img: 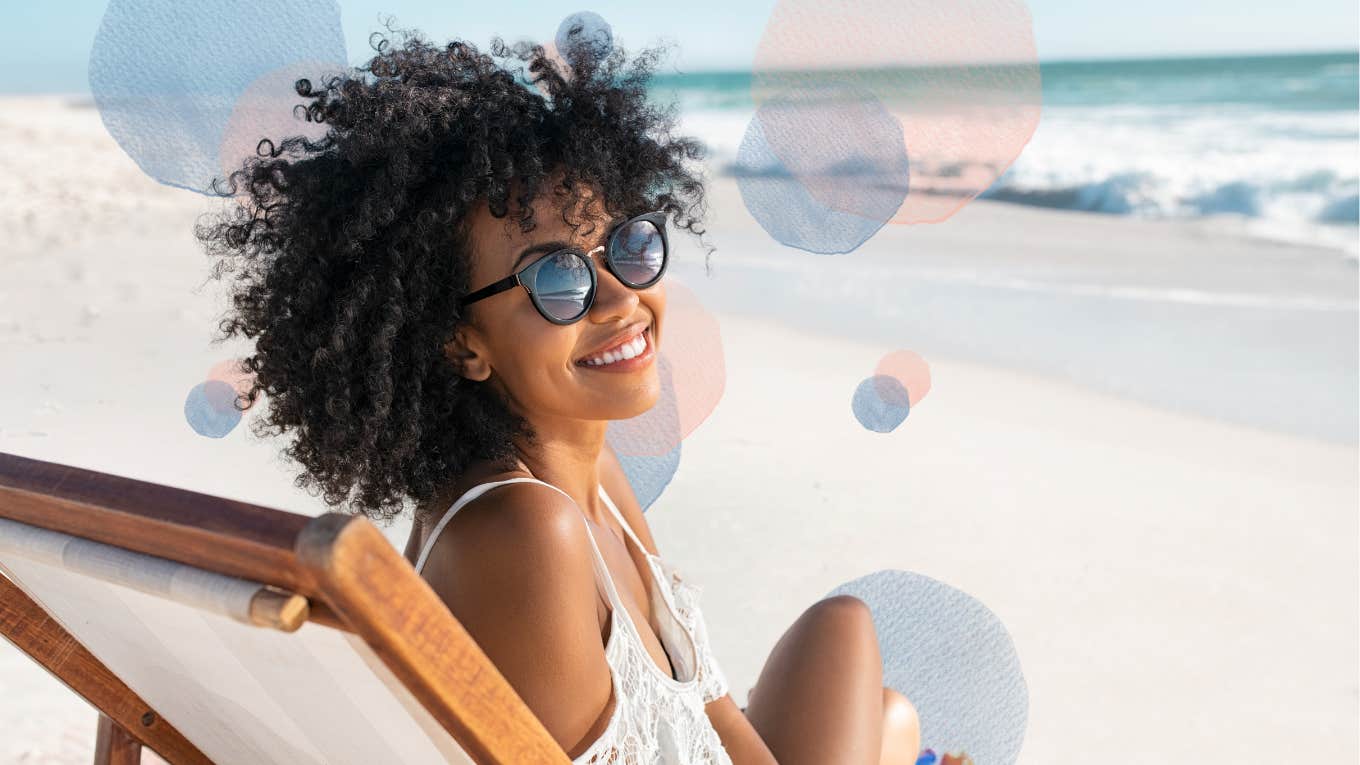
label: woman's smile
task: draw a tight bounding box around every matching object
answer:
[574,323,655,373]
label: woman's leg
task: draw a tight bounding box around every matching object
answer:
[741,595,886,765]
[746,683,922,765]
[878,687,921,765]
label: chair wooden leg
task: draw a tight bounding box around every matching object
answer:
[1,572,210,764]
[94,713,142,765]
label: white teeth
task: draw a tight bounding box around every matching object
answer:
[582,329,647,367]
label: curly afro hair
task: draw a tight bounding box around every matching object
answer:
[193,19,714,525]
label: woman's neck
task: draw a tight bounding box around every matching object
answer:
[510,414,611,522]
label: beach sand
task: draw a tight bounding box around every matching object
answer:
[1,95,1356,763]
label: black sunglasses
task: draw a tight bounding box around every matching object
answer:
[458,211,670,325]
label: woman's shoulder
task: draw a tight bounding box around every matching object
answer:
[417,472,607,649]
[415,470,616,755]
[420,470,594,579]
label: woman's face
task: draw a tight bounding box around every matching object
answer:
[449,184,665,427]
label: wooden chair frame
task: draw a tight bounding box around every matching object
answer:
[0,450,571,765]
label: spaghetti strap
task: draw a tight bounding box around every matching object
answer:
[597,485,650,556]
[415,476,565,574]
[412,476,629,613]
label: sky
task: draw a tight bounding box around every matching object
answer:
[0,0,1356,93]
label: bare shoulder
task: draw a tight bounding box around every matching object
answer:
[598,441,662,555]
[419,479,613,754]
[420,478,599,604]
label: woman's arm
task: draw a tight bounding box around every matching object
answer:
[706,695,780,764]
[420,482,617,758]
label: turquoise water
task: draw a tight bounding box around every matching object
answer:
[651,51,1358,112]
[1036,51,1358,111]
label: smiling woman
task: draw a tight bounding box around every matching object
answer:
[192,17,919,765]
[192,19,712,524]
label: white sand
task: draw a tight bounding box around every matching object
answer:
[1,95,1356,763]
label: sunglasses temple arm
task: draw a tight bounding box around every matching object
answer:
[459,272,522,308]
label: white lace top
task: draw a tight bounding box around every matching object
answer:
[414,476,734,765]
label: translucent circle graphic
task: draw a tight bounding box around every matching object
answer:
[206,358,257,411]
[752,0,1042,224]
[185,380,243,438]
[734,84,910,253]
[217,60,339,197]
[555,11,614,68]
[874,349,932,407]
[852,375,911,432]
[613,441,682,513]
[827,570,1028,765]
[607,353,683,505]
[606,278,724,457]
[88,0,347,194]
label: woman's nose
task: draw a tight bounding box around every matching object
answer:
[589,252,639,319]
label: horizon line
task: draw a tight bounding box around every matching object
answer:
[0,45,1354,96]
[656,46,1358,75]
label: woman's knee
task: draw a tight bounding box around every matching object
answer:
[880,686,921,762]
[803,594,876,637]
[882,687,917,729]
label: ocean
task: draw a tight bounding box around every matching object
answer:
[651,50,1360,255]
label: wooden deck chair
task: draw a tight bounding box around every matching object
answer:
[0,449,572,765]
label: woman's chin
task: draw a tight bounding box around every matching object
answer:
[610,394,662,422]
[593,385,662,422]
[567,363,662,421]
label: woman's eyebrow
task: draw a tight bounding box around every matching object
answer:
[509,216,630,271]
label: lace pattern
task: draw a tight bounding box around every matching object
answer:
[572,580,733,765]
[413,476,733,765]
[655,557,729,705]
[572,486,734,764]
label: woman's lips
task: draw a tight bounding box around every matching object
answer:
[575,326,655,373]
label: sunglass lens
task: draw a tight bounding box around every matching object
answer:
[609,219,666,287]
[531,250,593,322]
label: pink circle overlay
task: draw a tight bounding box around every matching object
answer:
[607,276,725,457]
[206,358,257,412]
[873,350,931,407]
[217,59,342,202]
[751,0,1042,224]
[532,41,575,95]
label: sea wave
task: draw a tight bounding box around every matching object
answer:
[979,104,1358,251]
[676,102,1359,254]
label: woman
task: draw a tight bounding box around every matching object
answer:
[196,21,921,764]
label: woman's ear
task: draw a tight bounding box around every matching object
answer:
[445,324,492,382]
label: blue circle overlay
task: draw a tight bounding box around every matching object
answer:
[88,0,346,193]
[555,11,614,67]
[613,441,682,512]
[185,380,242,438]
[734,83,909,254]
[852,374,910,432]
[827,570,1029,764]
[606,355,683,511]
